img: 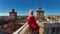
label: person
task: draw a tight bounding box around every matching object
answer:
[27,9,39,34]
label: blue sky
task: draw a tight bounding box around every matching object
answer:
[0,0,60,16]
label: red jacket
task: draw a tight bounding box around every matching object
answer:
[27,16,39,30]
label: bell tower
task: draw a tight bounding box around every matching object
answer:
[9,9,17,20]
[36,7,45,21]
[37,7,44,17]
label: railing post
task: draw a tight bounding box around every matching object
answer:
[28,27,32,34]
[49,28,51,34]
[39,27,44,34]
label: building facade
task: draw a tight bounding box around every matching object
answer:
[36,7,45,21]
[37,7,44,17]
[9,9,17,20]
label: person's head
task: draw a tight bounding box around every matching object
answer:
[29,9,34,16]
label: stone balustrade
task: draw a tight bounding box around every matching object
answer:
[13,22,60,34]
[12,23,32,34]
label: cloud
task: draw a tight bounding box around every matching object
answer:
[0,13,9,16]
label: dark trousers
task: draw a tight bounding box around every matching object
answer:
[33,30,39,34]
[30,28,39,34]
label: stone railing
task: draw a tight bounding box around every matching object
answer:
[12,22,32,34]
[13,21,60,34]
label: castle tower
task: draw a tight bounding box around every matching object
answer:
[37,7,44,17]
[9,9,17,20]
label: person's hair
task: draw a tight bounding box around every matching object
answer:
[29,9,34,15]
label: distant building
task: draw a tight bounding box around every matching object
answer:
[37,7,44,17]
[36,7,45,21]
[9,9,17,20]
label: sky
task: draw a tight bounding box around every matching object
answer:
[0,0,60,16]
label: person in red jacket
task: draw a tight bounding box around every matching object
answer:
[27,9,39,34]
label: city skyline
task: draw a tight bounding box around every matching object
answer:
[0,0,60,16]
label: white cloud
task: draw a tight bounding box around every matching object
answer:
[0,13,9,16]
